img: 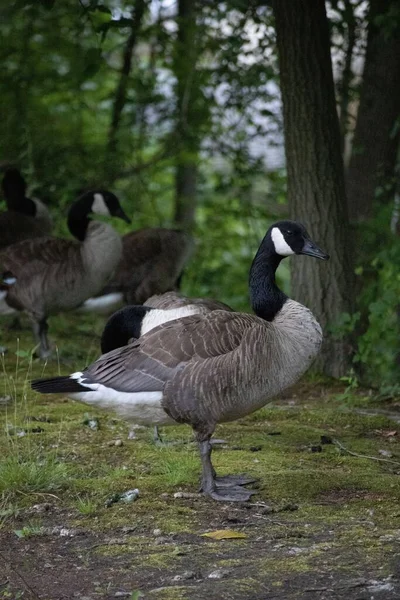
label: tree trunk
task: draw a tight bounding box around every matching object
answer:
[273,0,354,378]
[104,0,147,184]
[173,0,199,230]
[338,0,357,156]
[346,0,400,222]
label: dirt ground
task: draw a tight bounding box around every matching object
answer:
[1,490,400,600]
[1,320,400,600]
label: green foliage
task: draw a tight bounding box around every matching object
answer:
[355,240,400,387]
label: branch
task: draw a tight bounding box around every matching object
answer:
[333,438,400,467]
[105,0,147,180]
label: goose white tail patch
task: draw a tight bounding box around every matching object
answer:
[78,293,124,314]
[2,275,16,285]
[141,305,200,335]
[67,373,173,425]
[0,292,17,315]
[92,193,111,217]
[271,227,295,256]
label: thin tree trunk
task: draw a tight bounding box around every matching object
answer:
[274,0,354,378]
[338,0,356,156]
[173,0,199,230]
[105,0,147,184]
[346,0,400,222]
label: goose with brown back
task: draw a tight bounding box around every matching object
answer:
[1,190,130,358]
[0,168,52,250]
[32,220,328,501]
[79,228,193,314]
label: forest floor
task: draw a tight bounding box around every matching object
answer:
[1,313,400,600]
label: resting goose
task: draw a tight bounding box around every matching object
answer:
[79,228,194,314]
[0,168,52,250]
[100,293,233,355]
[32,220,328,501]
[1,190,130,358]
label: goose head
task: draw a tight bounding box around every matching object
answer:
[270,221,329,260]
[1,168,36,216]
[91,191,131,223]
[68,190,131,241]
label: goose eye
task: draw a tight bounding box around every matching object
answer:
[285,230,293,236]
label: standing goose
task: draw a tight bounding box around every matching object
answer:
[0,168,52,250]
[32,220,328,501]
[0,271,17,353]
[1,190,130,358]
[79,228,193,314]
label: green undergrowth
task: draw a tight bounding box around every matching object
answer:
[1,311,400,558]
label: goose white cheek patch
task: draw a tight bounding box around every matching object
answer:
[92,193,110,216]
[271,227,295,256]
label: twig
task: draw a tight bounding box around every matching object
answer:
[0,550,41,599]
[333,438,400,467]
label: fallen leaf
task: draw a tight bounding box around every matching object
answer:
[201,529,247,540]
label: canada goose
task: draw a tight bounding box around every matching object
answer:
[0,168,52,250]
[1,190,130,359]
[31,220,328,501]
[79,228,193,314]
[0,271,17,353]
[100,293,233,355]
[100,295,233,444]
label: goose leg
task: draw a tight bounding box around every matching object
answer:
[196,433,257,502]
[32,318,52,359]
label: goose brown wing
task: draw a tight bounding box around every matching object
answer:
[0,237,78,277]
[145,291,233,312]
[80,311,255,393]
[0,212,47,250]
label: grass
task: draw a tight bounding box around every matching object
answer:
[1,310,400,598]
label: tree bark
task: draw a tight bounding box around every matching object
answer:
[273,0,354,378]
[105,0,147,184]
[173,0,199,230]
[346,0,400,222]
[338,0,357,155]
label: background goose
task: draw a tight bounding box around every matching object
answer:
[0,270,17,352]
[1,190,130,359]
[79,228,193,314]
[0,168,52,250]
[100,293,233,355]
[32,220,329,501]
[99,294,233,444]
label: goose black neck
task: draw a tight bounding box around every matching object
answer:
[67,195,94,241]
[8,196,36,217]
[101,306,153,354]
[249,233,287,321]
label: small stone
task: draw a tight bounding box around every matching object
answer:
[114,439,123,447]
[320,435,333,444]
[173,492,201,499]
[0,395,12,405]
[378,449,393,458]
[160,493,170,499]
[172,571,196,582]
[30,503,51,513]
[208,568,231,580]
[128,430,137,440]
[310,445,322,453]
[153,528,162,537]
[249,446,262,452]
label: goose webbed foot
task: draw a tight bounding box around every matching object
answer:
[197,437,257,502]
[209,486,257,503]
